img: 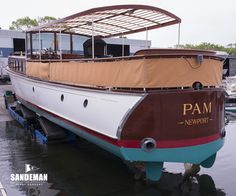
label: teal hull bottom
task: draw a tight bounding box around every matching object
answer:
[105,138,224,181]
[119,138,224,163]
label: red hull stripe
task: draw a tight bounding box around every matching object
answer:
[17,96,220,149]
[118,133,220,148]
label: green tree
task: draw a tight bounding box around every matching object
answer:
[9,16,56,30]
[9,17,38,30]
[37,16,57,25]
[178,42,236,56]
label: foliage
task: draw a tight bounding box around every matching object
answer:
[178,42,236,56]
[37,16,57,25]
[9,17,38,30]
[9,16,56,31]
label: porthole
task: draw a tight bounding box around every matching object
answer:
[83,99,88,108]
[32,87,35,92]
[61,94,64,102]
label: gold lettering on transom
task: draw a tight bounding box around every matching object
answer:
[183,102,212,116]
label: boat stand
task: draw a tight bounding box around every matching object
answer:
[4,91,76,144]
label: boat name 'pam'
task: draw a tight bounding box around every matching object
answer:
[183,102,212,116]
[10,174,48,181]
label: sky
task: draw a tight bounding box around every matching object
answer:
[0,0,235,48]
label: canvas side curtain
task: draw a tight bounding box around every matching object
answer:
[26,58,223,88]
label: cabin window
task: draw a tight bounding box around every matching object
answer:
[72,35,87,55]
[56,33,70,54]
[32,33,40,51]
[31,33,51,52]
[40,33,54,51]
[28,32,56,59]
[26,32,132,59]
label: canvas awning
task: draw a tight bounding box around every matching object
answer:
[28,5,181,38]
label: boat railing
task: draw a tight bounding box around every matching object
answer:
[25,55,222,65]
[8,56,26,73]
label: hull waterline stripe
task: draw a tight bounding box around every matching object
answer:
[118,134,220,148]
[16,96,220,149]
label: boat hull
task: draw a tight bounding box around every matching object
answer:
[8,70,225,181]
[9,71,143,139]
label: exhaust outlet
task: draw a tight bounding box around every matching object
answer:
[141,138,156,152]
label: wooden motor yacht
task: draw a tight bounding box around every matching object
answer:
[7,5,225,181]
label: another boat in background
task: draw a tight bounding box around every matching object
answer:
[223,56,236,97]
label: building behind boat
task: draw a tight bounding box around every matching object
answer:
[0,29,25,81]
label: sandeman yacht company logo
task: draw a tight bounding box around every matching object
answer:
[25,164,40,173]
[10,164,48,185]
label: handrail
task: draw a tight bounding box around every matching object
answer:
[25,53,223,63]
[8,56,26,73]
